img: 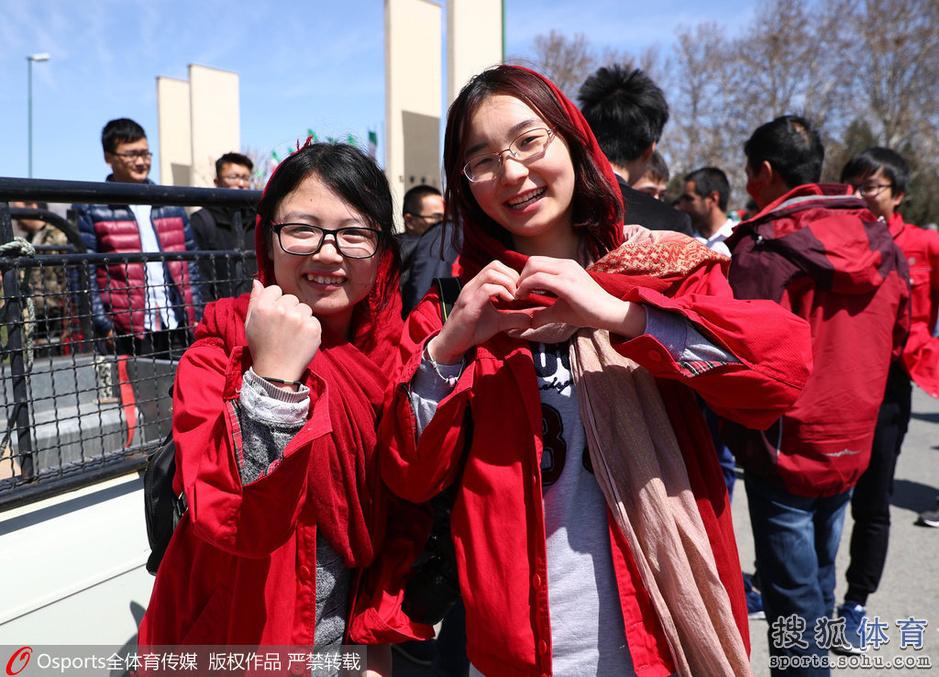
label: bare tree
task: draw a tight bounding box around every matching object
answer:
[665,23,735,178]
[829,0,939,223]
[522,30,597,99]
[517,3,939,221]
[240,147,277,189]
[725,1,819,128]
[847,0,939,148]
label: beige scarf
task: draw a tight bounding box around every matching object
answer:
[515,229,751,676]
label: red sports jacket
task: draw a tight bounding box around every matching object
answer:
[889,213,939,397]
[74,200,201,336]
[726,184,910,497]
[137,171,426,650]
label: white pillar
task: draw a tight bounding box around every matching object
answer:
[385,0,443,231]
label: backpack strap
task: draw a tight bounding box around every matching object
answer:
[433,276,462,324]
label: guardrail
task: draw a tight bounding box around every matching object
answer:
[0,178,259,510]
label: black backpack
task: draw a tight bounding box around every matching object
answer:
[142,277,464,581]
[143,429,187,575]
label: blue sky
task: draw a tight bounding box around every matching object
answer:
[0,0,758,183]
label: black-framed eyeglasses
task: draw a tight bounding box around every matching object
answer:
[852,182,893,198]
[112,150,153,161]
[463,127,555,183]
[271,223,381,259]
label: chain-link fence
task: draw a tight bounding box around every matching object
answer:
[0,178,258,509]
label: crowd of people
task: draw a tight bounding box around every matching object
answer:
[7,61,939,677]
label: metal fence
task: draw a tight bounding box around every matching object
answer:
[0,178,259,509]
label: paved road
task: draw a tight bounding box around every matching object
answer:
[738,386,939,676]
[396,387,939,676]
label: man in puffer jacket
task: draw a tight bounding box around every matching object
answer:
[73,118,202,358]
[725,115,910,677]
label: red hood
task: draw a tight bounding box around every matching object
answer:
[729,183,897,295]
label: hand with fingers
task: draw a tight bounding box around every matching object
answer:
[245,279,322,386]
[515,256,646,338]
[427,261,533,364]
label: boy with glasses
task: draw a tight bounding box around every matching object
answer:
[74,118,202,359]
[402,184,445,236]
[191,152,258,301]
[833,147,939,652]
[399,185,460,314]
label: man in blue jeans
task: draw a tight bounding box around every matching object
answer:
[724,116,909,676]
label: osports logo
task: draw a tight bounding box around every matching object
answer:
[5,646,31,676]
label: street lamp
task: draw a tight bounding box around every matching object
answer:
[27,52,51,178]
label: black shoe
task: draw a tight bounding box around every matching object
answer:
[917,502,939,528]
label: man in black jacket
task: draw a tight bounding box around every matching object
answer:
[578,65,692,234]
[190,152,257,301]
[397,185,460,314]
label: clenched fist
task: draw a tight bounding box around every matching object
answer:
[245,280,321,384]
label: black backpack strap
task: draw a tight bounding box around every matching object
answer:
[433,277,462,323]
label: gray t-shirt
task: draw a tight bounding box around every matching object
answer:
[532,341,634,675]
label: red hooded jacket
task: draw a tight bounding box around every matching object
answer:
[726,184,910,497]
[136,156,426,649]
[356,67,814,677]
[888,212,939,397]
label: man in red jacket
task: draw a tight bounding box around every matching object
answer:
[725,116,910,676]
[834,147,939,652]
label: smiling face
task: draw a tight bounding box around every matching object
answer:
[270,173,380,339]
[847,168,903,221]
[464,95,577,257]
[105,138,151,184]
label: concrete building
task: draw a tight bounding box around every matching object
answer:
[385,0,503,228]
[156,65,240,188]
[385,0,444,226]
[447,0,503,104]
[155,2,503,220]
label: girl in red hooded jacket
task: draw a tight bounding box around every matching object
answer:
[137,142,415,674]
[366,66,815,677]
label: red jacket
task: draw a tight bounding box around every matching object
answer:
[372,265,812,677]
[137,298,432,648]
[889,213,939,397]
[726,184,910,497]
[137,166,423,648]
